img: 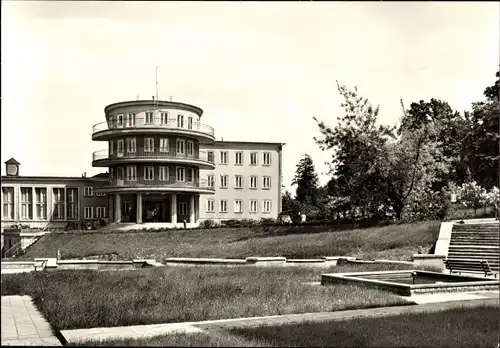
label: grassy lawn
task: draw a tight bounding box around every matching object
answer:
[72,306,499,347]
[19,221,440,261]
[1,264,414,331]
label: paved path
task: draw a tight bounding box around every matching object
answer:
[1,296,62,346]
[61,295,499,344]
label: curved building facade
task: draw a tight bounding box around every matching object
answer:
[92,100,216,226]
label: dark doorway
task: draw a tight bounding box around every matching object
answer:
[121,200,136,223]
[144,201,162,222]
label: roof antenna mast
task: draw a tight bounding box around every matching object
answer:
[155,66,159,110]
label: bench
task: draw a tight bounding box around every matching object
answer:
[444,259,498,277]
[480,260,498,278]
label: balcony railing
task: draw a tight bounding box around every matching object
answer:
[104,177,215,191]
[92,117,215,138]
[93,147,214,164]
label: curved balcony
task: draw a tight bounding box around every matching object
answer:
[97,177,215,194]
[92,117,215,143]
[92,147,216,170]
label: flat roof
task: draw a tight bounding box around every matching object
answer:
[104,100,204,116]
[213,141,285,146]
[1,174,108,182]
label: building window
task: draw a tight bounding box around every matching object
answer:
[20,187,33,220]
[207,151,214,163]
[235,151,243,165]
[145,111,154,124]
[220,151,228,164]
[178,201,187,215]
[176,167,185,182]
[176,139,185,155]
[187,168,194,182]
[250,176,258,189]
[160,112,169,125]
[117,114,124,127]
[117,167,124,180]
[126,137,136,153]
[250,200,258,213]
[144,166,154,181]
[263,152,271,166]
[96,192,106,197]
[207,175,215,187]
[53,188,65,220]
[109,141,114,155]
[159,166,169,181]
[117,139,124,155]
[84,187,93,196]
[263,176,271,189]
[206,199,215,213]
[263,200,271,213]
[220,200,228,213]
[2,187,14,219]
[84,206,93,220]
[160,138,169,153]
[250,152,258,165]
[96,207,106,218]
[145,138,154,152]
[187,141,194,156]
[235,175,243,189]
[35,188,47,220]
[126,113,136,127]
[66,188,78,220]
[234,200,243,213]
[177,114,184,128]
[220,175,228,188]
[126,166,137,181]
[188,116,193,130]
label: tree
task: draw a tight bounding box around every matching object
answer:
[281,190,297,213]
[291,154,319,214]
[314,82,395,221]
[456,181,488,215]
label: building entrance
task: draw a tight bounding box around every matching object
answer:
[142,194,170,222]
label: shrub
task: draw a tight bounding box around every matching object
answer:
[200,219,217,229]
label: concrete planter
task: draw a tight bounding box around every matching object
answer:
[412,254,446,272]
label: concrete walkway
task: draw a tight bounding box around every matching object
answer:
[61,295,499,344]
[1,296,62,346]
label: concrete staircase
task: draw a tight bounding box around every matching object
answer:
[447,223,499,271]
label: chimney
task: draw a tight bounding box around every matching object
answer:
[152,96,155,101]
[84,172,87,178]
[136,95,139,101]
[169,96,173,101]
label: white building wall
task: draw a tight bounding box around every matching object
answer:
[199,142,283,222]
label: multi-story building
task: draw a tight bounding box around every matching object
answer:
[1,99,284,230]
[199,141,283,222]
[1,158,109,230]
[91,99,216,226]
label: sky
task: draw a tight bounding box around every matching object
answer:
[1,1,499,195]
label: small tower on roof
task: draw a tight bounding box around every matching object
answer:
[5,158,20,176]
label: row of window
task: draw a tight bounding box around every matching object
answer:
[83,187,106,197]
[112,112,196,129]
[2,187,104,220]
[210,151,272,166]
[109,138,195,156]
[206,199,272,213]
[84,206,107,219]
[207,175,272,189]
[110,166,195,182]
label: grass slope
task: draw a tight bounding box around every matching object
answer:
[19,221,440,261]
[1,264,414,330]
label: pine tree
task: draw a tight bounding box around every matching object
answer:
[292,154,319,213]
